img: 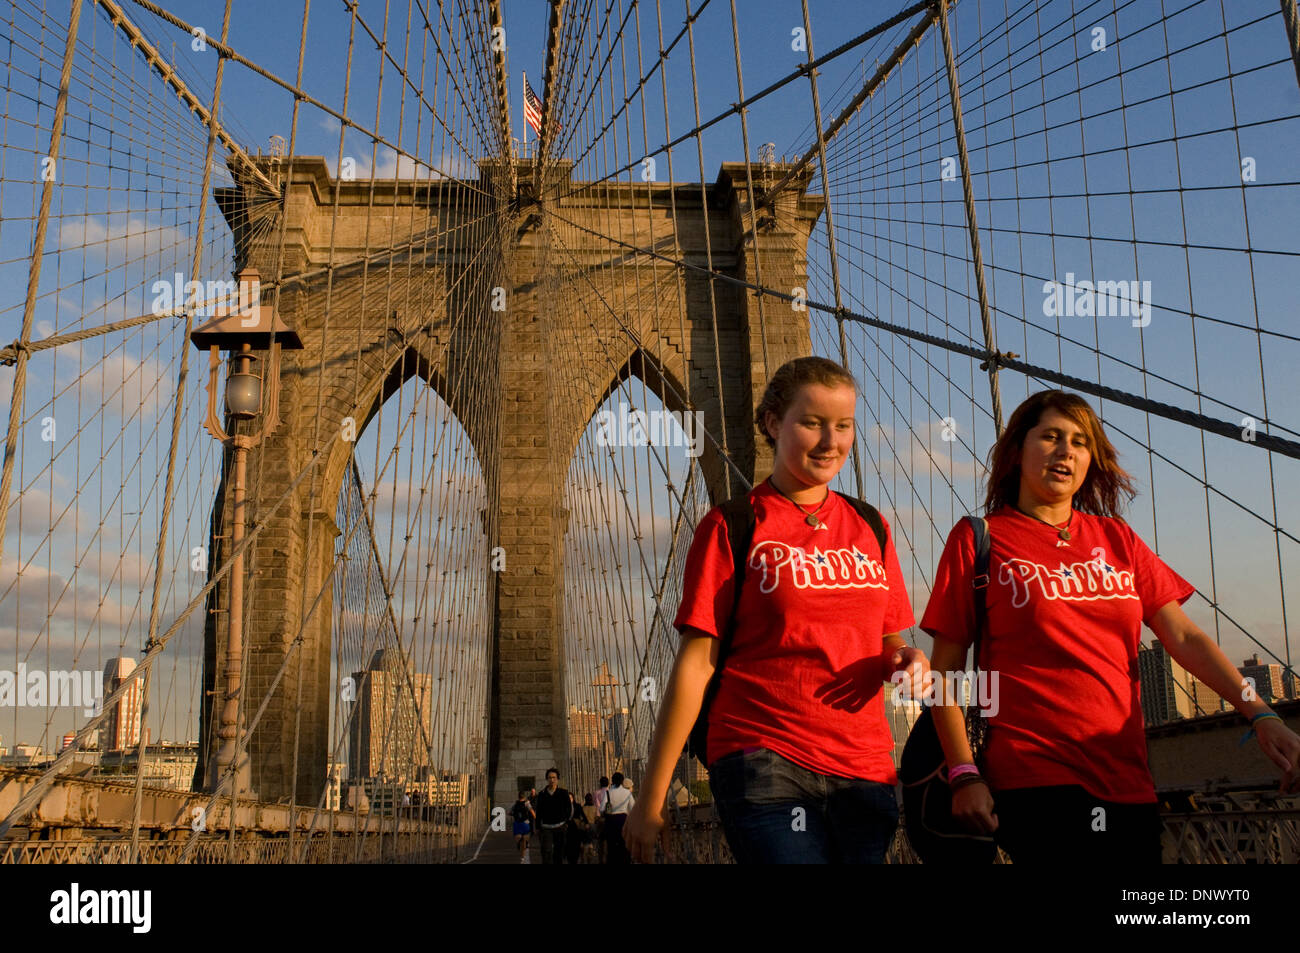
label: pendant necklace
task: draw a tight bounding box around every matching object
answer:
[1016,504,1074,541]
[769,477,830,528]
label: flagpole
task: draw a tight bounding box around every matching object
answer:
[522,70,528,160]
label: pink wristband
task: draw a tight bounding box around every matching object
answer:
[947,763,980,781]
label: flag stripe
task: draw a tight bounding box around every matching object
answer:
[524,79,543,134]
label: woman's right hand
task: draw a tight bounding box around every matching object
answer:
[951,780,998,835]
[624,801,666,864]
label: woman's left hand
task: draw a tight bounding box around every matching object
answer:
[889,645,930,700]
[1255,716,1300,795]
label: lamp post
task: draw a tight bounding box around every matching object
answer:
[191,267,302,799]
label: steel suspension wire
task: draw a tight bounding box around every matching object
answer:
[4,0,1299,863]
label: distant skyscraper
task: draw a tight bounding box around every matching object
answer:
[347,649,432,781]
[607,707,630,758]
[103,657,142,750]
[325,762,344,811]
[1238,654,1285,705]
[568,704,617,785]
[1187,675,1226,717]
[1138,641,1191,725]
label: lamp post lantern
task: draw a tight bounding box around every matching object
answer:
[191,267,302,800]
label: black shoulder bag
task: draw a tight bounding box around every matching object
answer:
[899,514,997,863]
[684,492,887,767]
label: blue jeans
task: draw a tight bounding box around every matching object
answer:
[709,747,899,863]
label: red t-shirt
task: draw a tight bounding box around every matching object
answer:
[672,479,915,782]
[919,507,1195,803]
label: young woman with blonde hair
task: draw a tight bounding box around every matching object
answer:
[624,356,929,863]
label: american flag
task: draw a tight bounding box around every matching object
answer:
[523,78,543,135]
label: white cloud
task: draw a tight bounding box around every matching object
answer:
[55,215,190,266]
[324,145,477,182]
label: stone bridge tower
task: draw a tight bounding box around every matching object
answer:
[199,156,824,808]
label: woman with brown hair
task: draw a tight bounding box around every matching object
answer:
[921,389,1300,863]
[623,355,929,863]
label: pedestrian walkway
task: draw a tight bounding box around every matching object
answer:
[463,829,530,864]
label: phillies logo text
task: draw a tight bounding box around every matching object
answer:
[749,541,887,593]
[999,547,1138,608]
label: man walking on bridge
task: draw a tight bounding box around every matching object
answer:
[535,768,574,864]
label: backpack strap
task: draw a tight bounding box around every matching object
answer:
[838,494,888,559]
[966,515,991,672]
[965,515,992,757]
[684,494,755,766]
[714,495,757,676]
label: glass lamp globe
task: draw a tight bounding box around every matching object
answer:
[225,372,262,418]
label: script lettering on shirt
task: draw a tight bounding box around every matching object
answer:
[998,546,1138,608]
[748,540,888,593]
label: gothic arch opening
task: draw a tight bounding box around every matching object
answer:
[329,362,492,835]
[559,348,714,796]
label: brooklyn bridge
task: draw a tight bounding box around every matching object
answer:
[0,0,1298,863]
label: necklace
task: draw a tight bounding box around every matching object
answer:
[768,476,831,527]
[1015,504,1074,541]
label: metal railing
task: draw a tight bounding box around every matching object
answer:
[658,798,1300,864]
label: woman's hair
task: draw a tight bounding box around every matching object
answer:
[754,356,858,448]
[984,389,1135,517]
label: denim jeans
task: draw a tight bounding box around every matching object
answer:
[709,747,899,863]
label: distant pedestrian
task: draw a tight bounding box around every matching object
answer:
[593,776,611,862]
[534,767,573,864]
[566,791,588,864]
[511,790,535,863]
[580,793,599,864]
[602,771,636,864]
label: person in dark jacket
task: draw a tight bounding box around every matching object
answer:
[534,767,573,864]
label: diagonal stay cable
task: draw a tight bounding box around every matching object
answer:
[546,208,1300,461]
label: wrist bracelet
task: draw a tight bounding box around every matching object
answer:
[947,763,980,781]
[1239,711,1282,746]
[950,773,988,792]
